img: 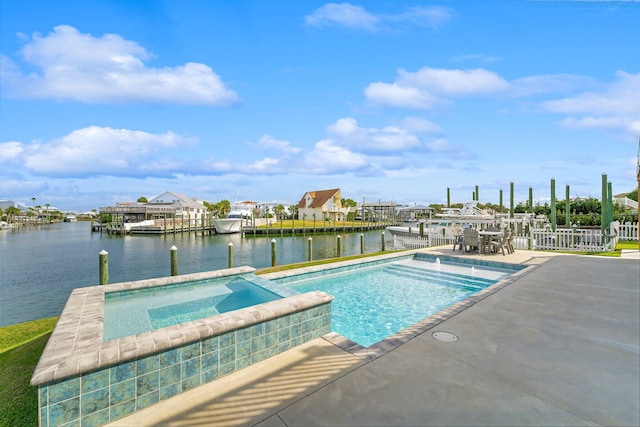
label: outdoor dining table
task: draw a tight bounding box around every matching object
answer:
[478,230,503,254]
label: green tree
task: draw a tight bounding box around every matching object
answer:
[274,204,286,219]
[6,206,20,223]
[288,205,298,219]
[341,198,357,208]
[137,196,148,203]
[218,200,231,217]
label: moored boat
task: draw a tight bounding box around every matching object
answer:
[211,201,258,234]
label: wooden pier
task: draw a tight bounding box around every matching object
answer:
[240,223,392,237]
[92,220,394,236]
[92,221,217,235]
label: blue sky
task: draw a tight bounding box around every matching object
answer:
[1,0,638,212]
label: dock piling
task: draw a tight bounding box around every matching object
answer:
[228,242,234,268]
[336,235,341,257]
[381,231,385,251]
[99,250,108,285]
[360,233,364,254]
[308,237,312,262]
[271,239,277,267]
[170,245,178,276]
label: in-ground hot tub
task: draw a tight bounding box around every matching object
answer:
[31,266,332,427]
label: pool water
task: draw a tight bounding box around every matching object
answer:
[282,258,511,347]
[103,276,282,341]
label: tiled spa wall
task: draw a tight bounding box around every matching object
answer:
[37,303,332,427]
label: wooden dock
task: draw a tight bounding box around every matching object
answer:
[93,222,217,235]
[240,223,391,237]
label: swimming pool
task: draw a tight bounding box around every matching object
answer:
[276,256,518,347]
[103,275,284,341]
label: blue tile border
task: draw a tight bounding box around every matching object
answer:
[37,297,332,427]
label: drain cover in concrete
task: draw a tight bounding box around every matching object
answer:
[432,331,458,342]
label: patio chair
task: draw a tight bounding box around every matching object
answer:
[452,224,464,251]
[463,228,479,252]
[452,234,464,251]
[490,233,508,255]
[505,229,515,254]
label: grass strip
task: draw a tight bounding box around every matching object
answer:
[0,333,51,427]
[0,317,58,354]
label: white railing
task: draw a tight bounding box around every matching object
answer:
[614,197,638,210]
[527,228,613,252]
[393,220,637,253]
[618,222,639,241]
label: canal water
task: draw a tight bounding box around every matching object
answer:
[0,222,395,326]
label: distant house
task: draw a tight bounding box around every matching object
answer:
[296,188,349,222]
[147,191,208,221]
[100,191,208,225]
[613,193,638,213]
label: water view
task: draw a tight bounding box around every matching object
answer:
[0,222,393,326]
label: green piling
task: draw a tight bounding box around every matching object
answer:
[360,233,364,254]
[228,242,234,268]
[271,239,277,267]
[550,178,556,232]
[336,235,341,257]
[565,185,570,228]
[381,231,385,251]
[607,181,613,230]
[170,245,178,276]
[308,237,313,261]
[99,250,108,285]
[601,174,608,236]
[510,182,515,218]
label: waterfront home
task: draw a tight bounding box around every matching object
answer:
[100,190,208,226]
[296,188,349,222]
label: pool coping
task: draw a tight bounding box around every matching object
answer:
[31,266,333,386]
[259,249,543,362]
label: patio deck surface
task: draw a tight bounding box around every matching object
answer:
[107,249,640,427]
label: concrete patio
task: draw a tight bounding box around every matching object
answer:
[107,250,640,427]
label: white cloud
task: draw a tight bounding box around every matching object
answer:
[510,74,596,97]
[541,71,640,115]
[401,117,442,134]
[2,25,239,105]
[244,157,282,173]
[303,139,369,173]
[399,67,509,95]
[6,126,197,177]
[543,71,640,137]
[388,6,454,29]
[255,135,302,154]
[364,82,437,109]
[561,117,640,136]
[365,67,508,109]
[305,3,453,31]
[305,3,378,31]
[326,117,424,153]
[0,141,24,162]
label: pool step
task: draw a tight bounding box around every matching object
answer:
[383,264,494,290]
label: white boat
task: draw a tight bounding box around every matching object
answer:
[63,215,78,222]
[386,201,495,239]
[211,201,258,234]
